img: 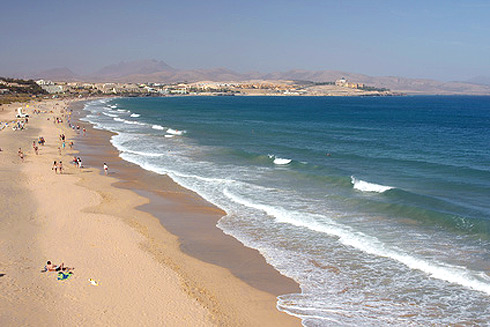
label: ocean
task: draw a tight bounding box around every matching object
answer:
[82,96,490,326]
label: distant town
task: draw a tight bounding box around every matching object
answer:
[0,76,399,104]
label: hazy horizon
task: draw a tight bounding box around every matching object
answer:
[1,0,489,82]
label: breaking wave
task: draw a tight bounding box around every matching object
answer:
[351,176,394,193]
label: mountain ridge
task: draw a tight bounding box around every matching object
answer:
[6,59,490,95]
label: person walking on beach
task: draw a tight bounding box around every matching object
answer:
[52,161,58,174]
[18,148,24,162]
[32,141,39,155]
[58,161,63,174]
[103,163,109,175]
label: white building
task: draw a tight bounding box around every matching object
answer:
[41,85,64,94]
[36,80,55,86]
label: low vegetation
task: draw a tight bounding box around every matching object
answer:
[0,77,47,104]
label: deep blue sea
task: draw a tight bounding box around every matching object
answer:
[83,96,490,326]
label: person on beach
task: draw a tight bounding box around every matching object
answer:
[42,261,73,272]
[44,261,63,272]
[58,161,63,174]
[32,141,39,155]
[58,147,61,155]
[77,157,83,169]
[52,161,58,174]
[103,163,109,175]
[18,148,24,162]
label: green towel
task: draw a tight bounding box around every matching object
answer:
[57,272,73,281]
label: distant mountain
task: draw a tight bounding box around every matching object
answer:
[87,64,490,94]
[6,59,490,95]
[466,75,490,86]
[112,67,245,84]
[90,59,175,80]
[254,70,490,95]
[35,67,78,81]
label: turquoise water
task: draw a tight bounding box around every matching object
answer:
[83,96,490,326]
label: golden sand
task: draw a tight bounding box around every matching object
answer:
[0,99,300,326]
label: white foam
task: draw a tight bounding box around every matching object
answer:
[113,117,146,126]
[122,149,165,157]
[164,134,175,138]
[130,113,141,118]
[274,157,292,165]
[102,112,118,118]
[167,128,185,135]
[268,154,292,165]
[351,176,394,193]
[152,125,165,130]
[222,188,490,296]
[123,120,146,126]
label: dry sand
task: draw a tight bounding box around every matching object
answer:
[0,99,301,326]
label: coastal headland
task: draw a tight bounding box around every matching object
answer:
[0,98,301,326]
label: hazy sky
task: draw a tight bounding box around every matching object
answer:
[1,0,489,81]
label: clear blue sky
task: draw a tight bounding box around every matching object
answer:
[1,0,489,81]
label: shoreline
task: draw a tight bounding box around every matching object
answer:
[72,100,302,315]
[72,100,300,296]
[74,98,303,325]
[0,98,301,326]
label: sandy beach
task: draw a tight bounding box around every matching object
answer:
[0,98,300,326]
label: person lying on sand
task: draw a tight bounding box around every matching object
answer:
[42,261,74,272]
[42,261,63,272]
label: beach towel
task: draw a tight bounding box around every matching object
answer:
[57,272,73,281]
